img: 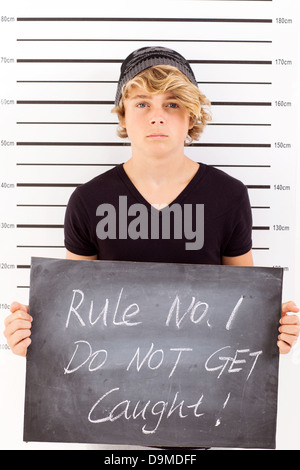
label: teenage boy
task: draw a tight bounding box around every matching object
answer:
[4,47,299,357]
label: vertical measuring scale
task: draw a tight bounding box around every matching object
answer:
[270,5,298,301]
[0,14,18,343]
[270,1,300,452]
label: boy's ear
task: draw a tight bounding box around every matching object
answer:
[188,116,195,130]
[119,116,126,129]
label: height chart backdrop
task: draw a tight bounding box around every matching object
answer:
[0,0,299,450]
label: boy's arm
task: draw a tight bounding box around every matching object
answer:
[66,250,97,261]
[222,250,254,267]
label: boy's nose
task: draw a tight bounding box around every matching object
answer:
[150,115,165,125]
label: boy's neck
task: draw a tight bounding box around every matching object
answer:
[123,153,199,207]
[124,152,195,185]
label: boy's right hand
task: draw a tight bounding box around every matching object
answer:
[3,302,33,357]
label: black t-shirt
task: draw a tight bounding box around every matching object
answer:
[64,163,252,264]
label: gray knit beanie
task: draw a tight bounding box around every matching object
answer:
[114,46,198,106]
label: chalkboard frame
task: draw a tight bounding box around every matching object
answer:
[24,257,283,449]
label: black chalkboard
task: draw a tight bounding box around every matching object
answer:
[24,257,283,449]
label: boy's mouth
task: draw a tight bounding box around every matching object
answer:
[147,134,168,139]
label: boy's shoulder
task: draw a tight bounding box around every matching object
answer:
[201,163,248,196]
[75,165,122,196]
[68,165,122,211]
[81,165,120,188]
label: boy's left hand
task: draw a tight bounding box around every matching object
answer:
[278,301,300,354]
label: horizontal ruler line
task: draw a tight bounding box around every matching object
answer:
[17,59,272,65]
[16,204,269,209]
[17,226,64,229]
[17,204,67,207]
[16,226,269,230]
[16,122,272,127]
[17,183,78,187]
[16,18,273,23]
[16,184,271,188]
[17,245,65,248]
[247,185,271,189]
[16,81,272,85]
[16,143,272,148]
[17,39,272,43]
[252,248,270,251]
[210,123,271,126]
[16,101,272,106]
[16,163,116,166]
[16,163,271,168]
[16,122,119,125]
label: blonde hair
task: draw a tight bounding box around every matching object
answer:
[111,65,211,144]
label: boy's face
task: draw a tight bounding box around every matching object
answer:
[121,86,194,159]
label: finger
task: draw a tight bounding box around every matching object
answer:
[280,314,300,325]
[278,332,298,347]
[277,340,291,355]
[4,318,32,338]
[10,302,29,314]
[4,310,32,328]
[279,324,300,336]
[6,327,32,352]
[9,337,31,357]
[281,301,300,315]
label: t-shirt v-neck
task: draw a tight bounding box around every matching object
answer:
[116,162,206,212]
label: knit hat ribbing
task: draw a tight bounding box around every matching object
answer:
[114,46,198,106]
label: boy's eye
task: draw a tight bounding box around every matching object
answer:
[167,103,179,108]
[137,102,148,108]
